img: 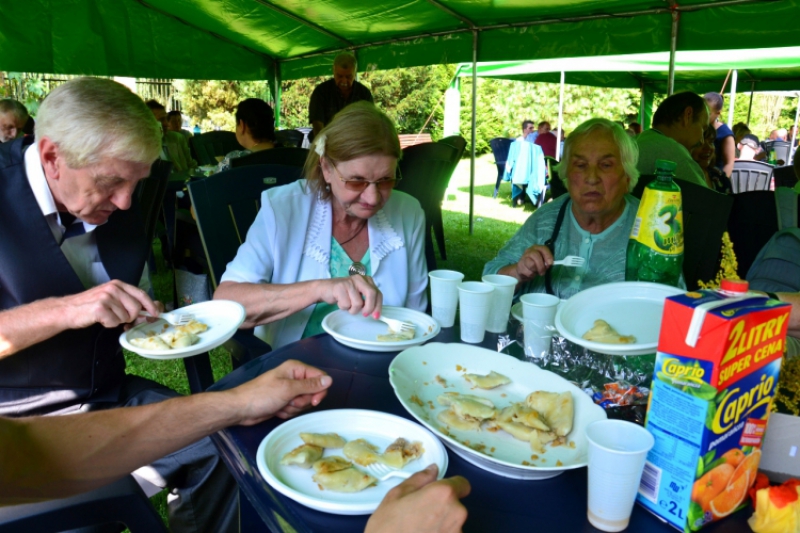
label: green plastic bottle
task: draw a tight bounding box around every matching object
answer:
[625,159,684,286]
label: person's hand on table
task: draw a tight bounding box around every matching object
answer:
[365,464,470,533]
[57,280,162,330]
[512,244,555,282]
[224,360,332,426]
[319,275,383,319]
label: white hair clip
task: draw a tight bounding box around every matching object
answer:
[314,134,326,157]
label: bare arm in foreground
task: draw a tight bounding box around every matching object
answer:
[0,360,331,504]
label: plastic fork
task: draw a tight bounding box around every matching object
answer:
[553,255,585,267]
[138,310,194,326]
[376,315,416,335]
[365,462,413,482]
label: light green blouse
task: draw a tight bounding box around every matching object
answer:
[302,238,372,338]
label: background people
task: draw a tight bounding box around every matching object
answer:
[216,98,276,172]
[704,92,735,178]
[0,99,29,143]
[309,52,374,137]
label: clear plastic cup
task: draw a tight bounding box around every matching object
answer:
[481,274,518,333]
[457,281,494,343]
[428,270,465,328]
[586,419,655,532]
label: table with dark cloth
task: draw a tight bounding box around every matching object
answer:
[208,327,754,532]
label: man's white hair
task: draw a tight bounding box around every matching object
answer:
[35,78,162,169]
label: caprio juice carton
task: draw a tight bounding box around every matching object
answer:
[636,280,790,531]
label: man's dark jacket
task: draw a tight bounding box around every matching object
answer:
[0,136,149,415]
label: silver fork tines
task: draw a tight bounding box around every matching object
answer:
[365,462,413,482]
[376,315,415,333]
[553,255,586,267]
[139,311,194,326]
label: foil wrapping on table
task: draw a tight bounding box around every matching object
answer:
[510,322,651,424]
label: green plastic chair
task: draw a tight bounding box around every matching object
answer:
[189,131,243,166]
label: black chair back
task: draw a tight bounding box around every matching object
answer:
[188,164,303,288]
[490,137,514,194]
[438,135,467,161]
[397,142,460,271]
[135,159,172,244]
[231,147,310,169]
[633,176,733,290]
[730,160,774,193]
[275,129,305,148]
[773,165,798,189]
[190,131,243,166]
[763,140,792,166]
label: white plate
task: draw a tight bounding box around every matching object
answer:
[120,300,246,360]
[389,343,607,480]
[322,306,440,352]
[256,409,448,515]
[555,281,683,356]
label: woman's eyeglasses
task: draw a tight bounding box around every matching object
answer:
[330,161,401,192]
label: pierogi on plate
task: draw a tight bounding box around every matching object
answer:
[129,319,208,351]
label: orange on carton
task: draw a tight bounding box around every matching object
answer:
[636,280,790,531]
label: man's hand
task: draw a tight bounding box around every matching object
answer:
[224,360,332,426]
[58,280,161,330]
[319,276,383,319]
[365,465,470,533]
[513,244,555,282]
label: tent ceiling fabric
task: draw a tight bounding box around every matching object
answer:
[1,0,799,81]
[456,47,800,93]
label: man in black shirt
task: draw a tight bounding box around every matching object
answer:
[308,52,373,136]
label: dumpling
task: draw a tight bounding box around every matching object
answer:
[312,467,377,493]
[300,432,347,449]
[463,371,511,389]
[530,429,559,454]
[161,330,199,348]
[312,456,352,474]
[343,439,380,466]
[526,391,574,437]
[511,404,551,432]
[582,319,636,344]
[380,438,425,469]
[376,326,415,342]
[449,397,496,421]
[176,319,208,335]
[437,408,481,431]
[280,444,323,468]
[130,336,171,351]
[437,392,494,408]
[496,420,535,441]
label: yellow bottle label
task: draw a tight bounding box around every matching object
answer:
[630,189,684,255]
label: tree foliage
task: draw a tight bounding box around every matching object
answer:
[174,79,271,131]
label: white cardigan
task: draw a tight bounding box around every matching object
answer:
[220,180,429,349]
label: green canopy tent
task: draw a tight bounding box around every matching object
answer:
[3,0,800,229]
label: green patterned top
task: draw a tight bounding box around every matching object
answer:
[301,238,372,338]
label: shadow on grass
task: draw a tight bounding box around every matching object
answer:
[456,182,537,212]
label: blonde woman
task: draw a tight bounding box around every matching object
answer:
[214,102,427,349]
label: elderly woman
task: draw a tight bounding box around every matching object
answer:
[216,98,276,172]
[483,118,639,299]
[214,102,427,348]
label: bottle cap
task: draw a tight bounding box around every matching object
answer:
[655,159,678,173]
[720,279,749,293]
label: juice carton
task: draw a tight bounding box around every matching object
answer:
[636,280,791,531]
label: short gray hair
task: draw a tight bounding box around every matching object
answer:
[0,99,29,124]
[554,118,639,191]
[35,78,162,168]
[334,52,357,70]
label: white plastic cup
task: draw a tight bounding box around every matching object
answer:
[428,270,465,327]
[457,282,495,343]
[520,293,560,357]
[481,274,518,333]
[586,419,656,532]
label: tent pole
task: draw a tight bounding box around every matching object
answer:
[273,62,282,129]
[469,30,478,236]
[728,69,737,127]
[639,80,645,127]
[667,9,679,95]
[746,81,755,124]
[792,93,800,159]
[557,71,565,161]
